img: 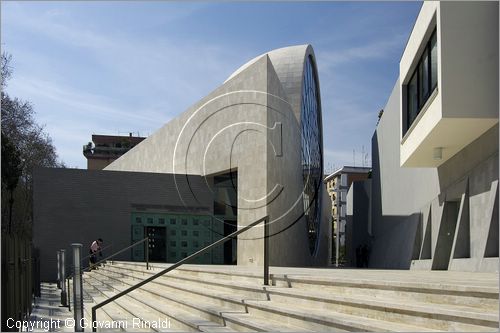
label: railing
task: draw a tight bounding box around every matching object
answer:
[1,233,35,332]
[91,215,269,332]
[65,237,149,313]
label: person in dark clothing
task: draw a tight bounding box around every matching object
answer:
[89,238,103,270]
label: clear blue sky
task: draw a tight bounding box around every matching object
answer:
[1,1,421,172]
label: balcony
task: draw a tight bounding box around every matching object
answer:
[399,2,498,168]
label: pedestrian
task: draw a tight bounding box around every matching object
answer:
[89,238,103,270]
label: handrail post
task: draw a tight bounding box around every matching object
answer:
[67,276,71,311]
[71,243,84,332]
[60,249,67,306]
[91,308,97,332]
[146,237,149,270]
[264,217,269,286]
[57,250,61,289]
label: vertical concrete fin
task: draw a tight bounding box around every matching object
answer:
[430,195,445,259]
[420,204,432,259]
[412,211,423,260]
[484,180,499,257]
[450,181,470,260]
[433,198,460,270]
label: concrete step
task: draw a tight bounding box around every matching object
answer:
[91,266,425,332]
[113,261,265,285]
[92,262,499,332]
[87,268,313,332]
[103,263,499,331]
[244,299,441,332]
[271,273,499,309]
[263,286,499,331]
[105,264,268,301]
[84,272,243,332]
[84,274,183,332]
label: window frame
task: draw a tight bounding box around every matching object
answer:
[405,29,438,134]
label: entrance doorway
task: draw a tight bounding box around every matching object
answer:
[213,172,238,265]
[146,226,166,262]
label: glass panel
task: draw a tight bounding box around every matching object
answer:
[407,73,418,129]
[430,32,438,90]
[300,56,322,255]
[418,53,429,105]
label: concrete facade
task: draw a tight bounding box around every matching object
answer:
[361,1,499,273]
[102,45,330,268]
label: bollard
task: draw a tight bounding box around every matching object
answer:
[60,249,67,307]
[57,250,61,289]
[71,244,84,332]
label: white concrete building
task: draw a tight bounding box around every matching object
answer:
[350,1,499,272]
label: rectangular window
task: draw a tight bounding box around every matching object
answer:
[181,241,187,247]
[193,219,199,226]
[181,219,187,225]
[193,230,199,237]
[170,241,176,247]
[181,230,187,236]
[135,217,142,223]
[407,73,418,130]
[170,230,176,236]
[147,218,153,224]
[405,29,438,134]
[430,33,437,90]
[418,53,429,105]
[193,241,199,248]
[170,219,176,225]
[170,252,176,258]
[159,218,165,225]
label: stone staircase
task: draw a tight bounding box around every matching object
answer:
[76,261,499,332]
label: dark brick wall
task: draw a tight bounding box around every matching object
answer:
[33,167,213,281]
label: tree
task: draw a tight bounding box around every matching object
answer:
[1,52,64,235]
[1,132,22,233]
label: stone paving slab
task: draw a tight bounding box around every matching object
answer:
[26,283,74,332]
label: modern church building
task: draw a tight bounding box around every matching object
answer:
[34,45,331,281]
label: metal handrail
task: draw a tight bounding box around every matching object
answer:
[91,215,269,332]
